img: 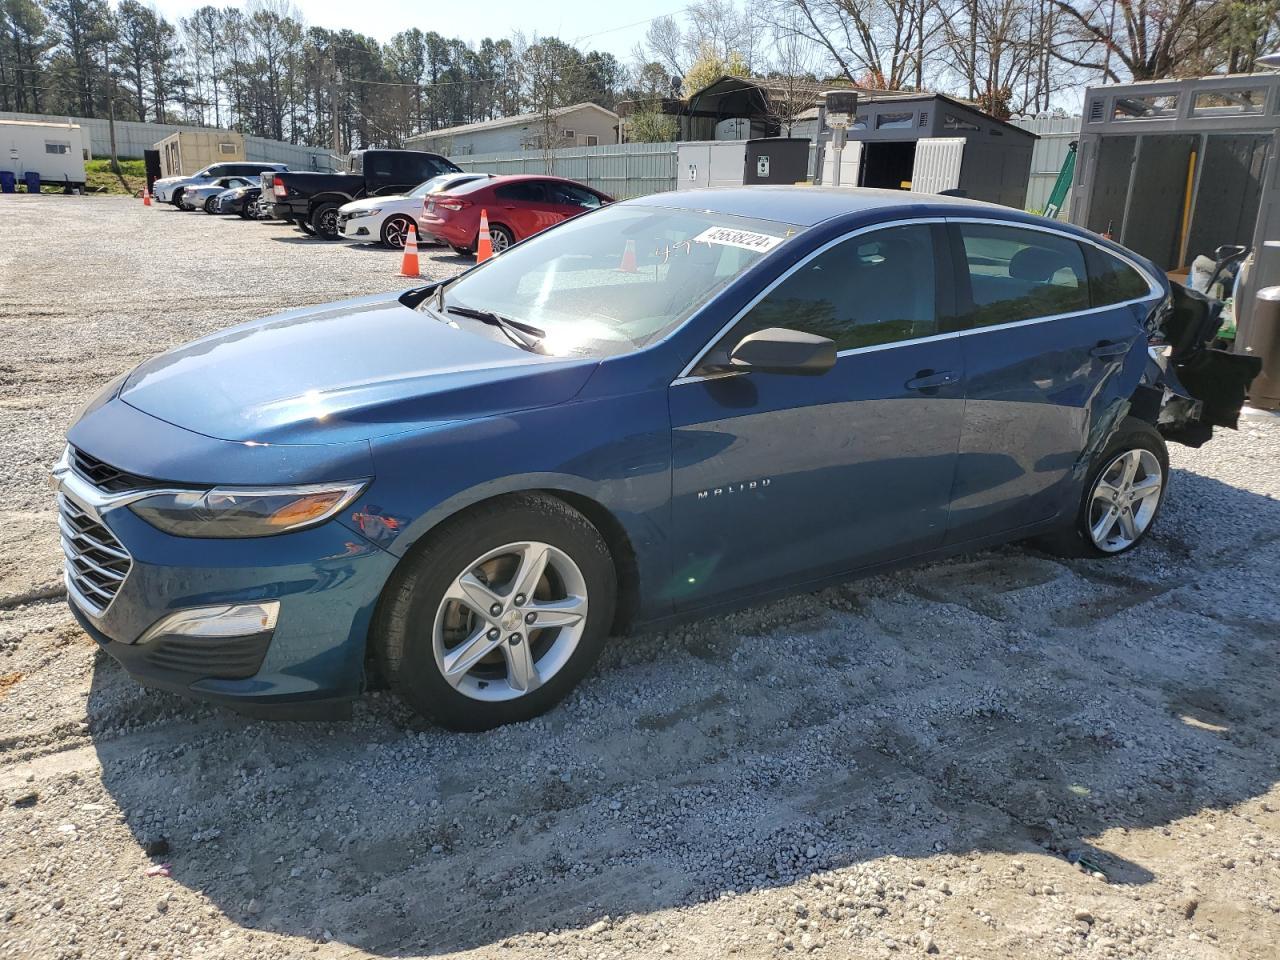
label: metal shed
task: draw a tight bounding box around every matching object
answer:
[1067,73,1280,373]
[816,93,1036,208]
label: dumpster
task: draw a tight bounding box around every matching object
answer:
[0,171,14,193]
[22,171,40,193]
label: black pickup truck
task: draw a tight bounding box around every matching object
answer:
[270,148,461,239]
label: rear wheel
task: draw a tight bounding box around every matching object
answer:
[1038,417,1168,558]
[372,494,617,730]
[380,215,414,249]
[488,223,515,253]
[311,202,341,240]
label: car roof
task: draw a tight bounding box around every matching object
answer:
[628,186,1015,227]
[488,174,598,187]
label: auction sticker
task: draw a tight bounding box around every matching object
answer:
[692,226,785,252]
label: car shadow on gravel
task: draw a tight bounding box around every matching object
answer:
[87,468,1280,956]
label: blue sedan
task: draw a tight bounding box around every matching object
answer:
[55,188,1258,729]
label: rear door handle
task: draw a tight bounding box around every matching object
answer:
[905,370,959,391]
[1090,340,1130,358]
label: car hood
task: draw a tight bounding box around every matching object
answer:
[340,195,405,213]
[120,292,600,445]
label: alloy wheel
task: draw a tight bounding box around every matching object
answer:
[432,541,588,702]
[384,218,408,247]
[1087,448,1163,552]
[317,209,338,237]
[490,228,512,253]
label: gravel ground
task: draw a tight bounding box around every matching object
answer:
[1,194,1278,960]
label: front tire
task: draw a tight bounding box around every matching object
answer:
[1039,417,1169,558]
[296,216,315,235]
[171,189,184,208]
[203,197,216,213]
[380,215,414,249]
[372,494,617,730]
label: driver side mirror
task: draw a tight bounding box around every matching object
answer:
[710,327,837,376]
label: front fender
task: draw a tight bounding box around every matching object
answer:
[347,392,675,621]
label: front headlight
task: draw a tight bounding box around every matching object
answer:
[129,481,367,538]
[345,208,380,220]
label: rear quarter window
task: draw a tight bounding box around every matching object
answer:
[1086,245,1153,305]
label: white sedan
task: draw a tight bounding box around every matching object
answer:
[337,173,492,248]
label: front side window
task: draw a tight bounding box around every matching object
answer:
[726,223,938,352]
[429,204,802,357]
[958,223,1088,327]
[550,183,602,209]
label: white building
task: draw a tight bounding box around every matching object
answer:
[406,103,619,157]
[0,118,89,189]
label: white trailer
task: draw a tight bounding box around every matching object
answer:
[0,119,89,190]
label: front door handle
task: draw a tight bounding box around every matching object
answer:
[905,369,959,391]
[1090,340,1130,359]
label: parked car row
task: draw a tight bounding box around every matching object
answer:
[156,147,617,257]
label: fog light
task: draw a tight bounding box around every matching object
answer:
[136,602,279,645]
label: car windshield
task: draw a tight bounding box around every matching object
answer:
[428,204,802,357]
[409,175,479,198]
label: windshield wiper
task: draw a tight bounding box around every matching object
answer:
[444,304,545,351]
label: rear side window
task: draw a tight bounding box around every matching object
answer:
[495,182,547,203]
[731,223,938,351]
[1086,245,1152,305]
[957,223,1088,327]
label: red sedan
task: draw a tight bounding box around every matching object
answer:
[420,174,614,255]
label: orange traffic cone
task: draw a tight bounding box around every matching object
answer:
[143,185,151,206]
[476,209,494,264]
[398,223,421,278]
[618,238,638,273]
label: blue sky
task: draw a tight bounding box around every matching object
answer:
[148,0,685,62]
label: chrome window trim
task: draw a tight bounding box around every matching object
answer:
[671,215,1163,386]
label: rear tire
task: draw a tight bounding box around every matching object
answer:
[450,244,472,256]
[311,202,341,240]
[488,223,515,253]
[372,494,617,731]
[1036,416,1169,558]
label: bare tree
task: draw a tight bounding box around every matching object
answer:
[1048,0,1234,81]
[764,0,940,90]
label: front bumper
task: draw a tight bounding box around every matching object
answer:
[338,214,377,240]
[54,443,398,711]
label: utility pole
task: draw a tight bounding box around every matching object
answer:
[104,47,119,175]
[331,53,342,159]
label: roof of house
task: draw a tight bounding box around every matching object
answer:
[0,118,81,129]
[408,103,619,142]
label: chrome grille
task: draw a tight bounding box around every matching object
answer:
[71,447,158,493]
[58,493,132,615]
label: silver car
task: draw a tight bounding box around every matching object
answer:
[180,176,256,213]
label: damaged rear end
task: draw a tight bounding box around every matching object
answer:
[1136,283,1263,447]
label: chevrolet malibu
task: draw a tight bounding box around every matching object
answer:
[55,188,1258,730]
